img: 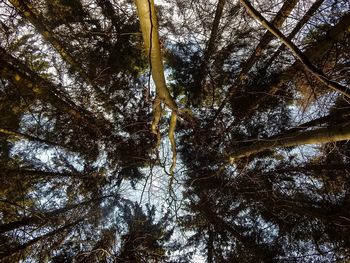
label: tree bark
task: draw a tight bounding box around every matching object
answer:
[134,0,177,111]
[0,168,93,180]
[96,0,121,32]
[229,122,350,161]
[9,0,91,85]
[0,127,74,151]
[207,227,214,263]
[192,0,226,101]
[8,0,125,115]
[135,0,178,175]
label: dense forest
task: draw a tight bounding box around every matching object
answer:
[1,0,350,262]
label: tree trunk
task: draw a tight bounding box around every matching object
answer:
[0,47,110,134]
[8,0,125,115]
[0,218,84,260]
[9,0,91,85]
[134,0,177,111]
[192,0,226,102]
[239,0,350,98]
[207,227,214,263]
[245,11,350,118]
[229,122,350,161]
[0,127,74,151]
[261,0,325,73]
[0,168,93,180]
[212,0,299,123]
[0,194,113,234]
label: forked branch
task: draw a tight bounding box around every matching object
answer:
[135,0,178,177]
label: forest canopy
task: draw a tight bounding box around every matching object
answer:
[1,0,350,262]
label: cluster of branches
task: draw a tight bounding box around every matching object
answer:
[0,0,350,262]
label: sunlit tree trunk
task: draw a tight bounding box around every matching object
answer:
[135,0,178,176]
[229,122,350,161]
[135,0,177,111]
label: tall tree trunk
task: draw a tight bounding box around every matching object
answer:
[261,0,325,73]
[192,0,226,102]
[239,0,350,98]
[207,227,214,263]
[8,1,89,85]
[245,12,350,118]
[0,168,94,180]
[0,127,75,151]
[196,194,276,261]
[211,0,299,123]
[229,122,350,161]
[0,218,84,260]
[0,47,110,134]
[96,0,121,32]
[135,0,178,175]
[8,0,125,115]
[273,164,349,174]
[0,194,113,234]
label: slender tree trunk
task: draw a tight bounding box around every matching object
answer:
[0,47,110,134]
[261,0,325,73]
[0,218,83,260]
[196,194,276,261]
[192,0,226,101]
[275,164,349,173]
[229,122,350,161]
[8,0,90,85]
[0,168,93,180]
[8,0,125,116]
[245,12,350,118]
[0,127,75,151]
[211,0,299,123]
[96,0,121,31]
[279,109,350,135]
[207,227,214,263]
[239,0,350,98]
[0,194,113,234]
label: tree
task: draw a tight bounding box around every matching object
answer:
[1,0,350,262]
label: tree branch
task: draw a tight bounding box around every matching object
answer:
[239,0,350,98]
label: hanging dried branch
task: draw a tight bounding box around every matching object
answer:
[135,0,178,177]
